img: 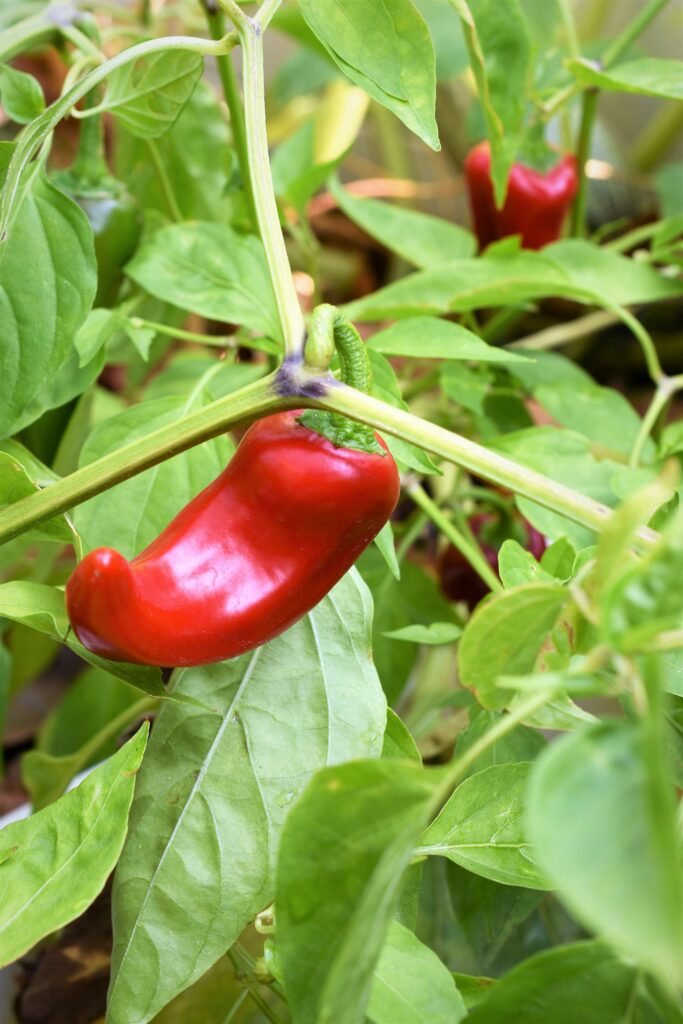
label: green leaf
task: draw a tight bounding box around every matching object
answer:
[343,243,681,321]
[358,547,458,703]
[369,350,440,474]
[382,708,421,763]
[419,763,547,889]
[465,940,682,1023]
[272,119,342,211]
[0,447,71,544]
[126,222,280,339]
[91,49,204,138]
[601,508,683,653]
[23,673,151,809]
[528,721,683,989]
[508,350,649,459]
[0,581,166,698]
[568,57,683,102]
[383,622,462,645]
[453,707,546,779]
[0,174,96,438]
[0,725,147,968]
[458,584,568,709]
[299,0,439,150]
[374,521,401,580]
[489,427,622,549]
[277,759,442,1024]
[367,316,528,362]
[368,921,466,1024]
[73,388,234,559]
[0,63,44,123]
[8,332,107,437]
[115,80,236,222]
[656,162,683,219]
[330,177,474,267]
[107,570,387,1024]
[545,238,682,306]
[498,540,555,588]
[451,0,531,205]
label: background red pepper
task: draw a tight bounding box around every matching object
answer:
[439,512,547,610]
[66,410,400,666]
[465,141,578,250]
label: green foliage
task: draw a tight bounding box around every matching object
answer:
[0,3,681,1022]
[0,726,147,967]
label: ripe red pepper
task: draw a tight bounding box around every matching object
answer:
[464,141,578,250]
[439,512,546,610]
[66,410,400,666]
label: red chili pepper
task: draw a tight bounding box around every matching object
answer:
[66,410,400,666]
[439,512,547,609]
[464,141,578,250]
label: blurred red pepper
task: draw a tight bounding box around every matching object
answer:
[66,410,400,667]
[439,512,547,610]
[465,141,578,250]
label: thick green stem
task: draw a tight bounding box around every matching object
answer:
[570,88,599,238]
[510,309,619,351]
[601,0,671,68]
[0,374,286,546]
[408,483,503,595]
[312,384,659,549]
[0,372,662,550]
[629,374,683,468]
[239,22,305,358]
[204,3,258,229]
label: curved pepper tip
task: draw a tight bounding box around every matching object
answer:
[66,547,136,659]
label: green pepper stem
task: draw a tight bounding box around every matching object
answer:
[313,383,659,549]
[203,2,258,230]
[237,18,306,358]
[0,369,661,550]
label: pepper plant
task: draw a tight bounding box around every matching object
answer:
[0,0,682,1022]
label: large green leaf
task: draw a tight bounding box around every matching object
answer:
[277,759,442,1024]
[0,445,70,545]
[528,720,683,989]
[0,725,147,967]
[90,49,204,138]
[367,316,527,362]
[0,174,96,438]
[508,350,650,459]
[458,584,568,709]
[342,243,681,321]
[126,222,280,339]
[368,921,466,1024]
[466,941,683,1023]
[0,63,44,123]
[116,81,236,222]
[107,570,387,1024]
[568,57,683,102]
[419,763,548,888]
[330,177,474,267]
[299,0,439,150]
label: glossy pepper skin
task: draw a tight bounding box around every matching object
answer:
[66,410,400,667]
[439,512,547,610]
[464,141,578,251]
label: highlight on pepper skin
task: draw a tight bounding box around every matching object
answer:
[65,410,400,667]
